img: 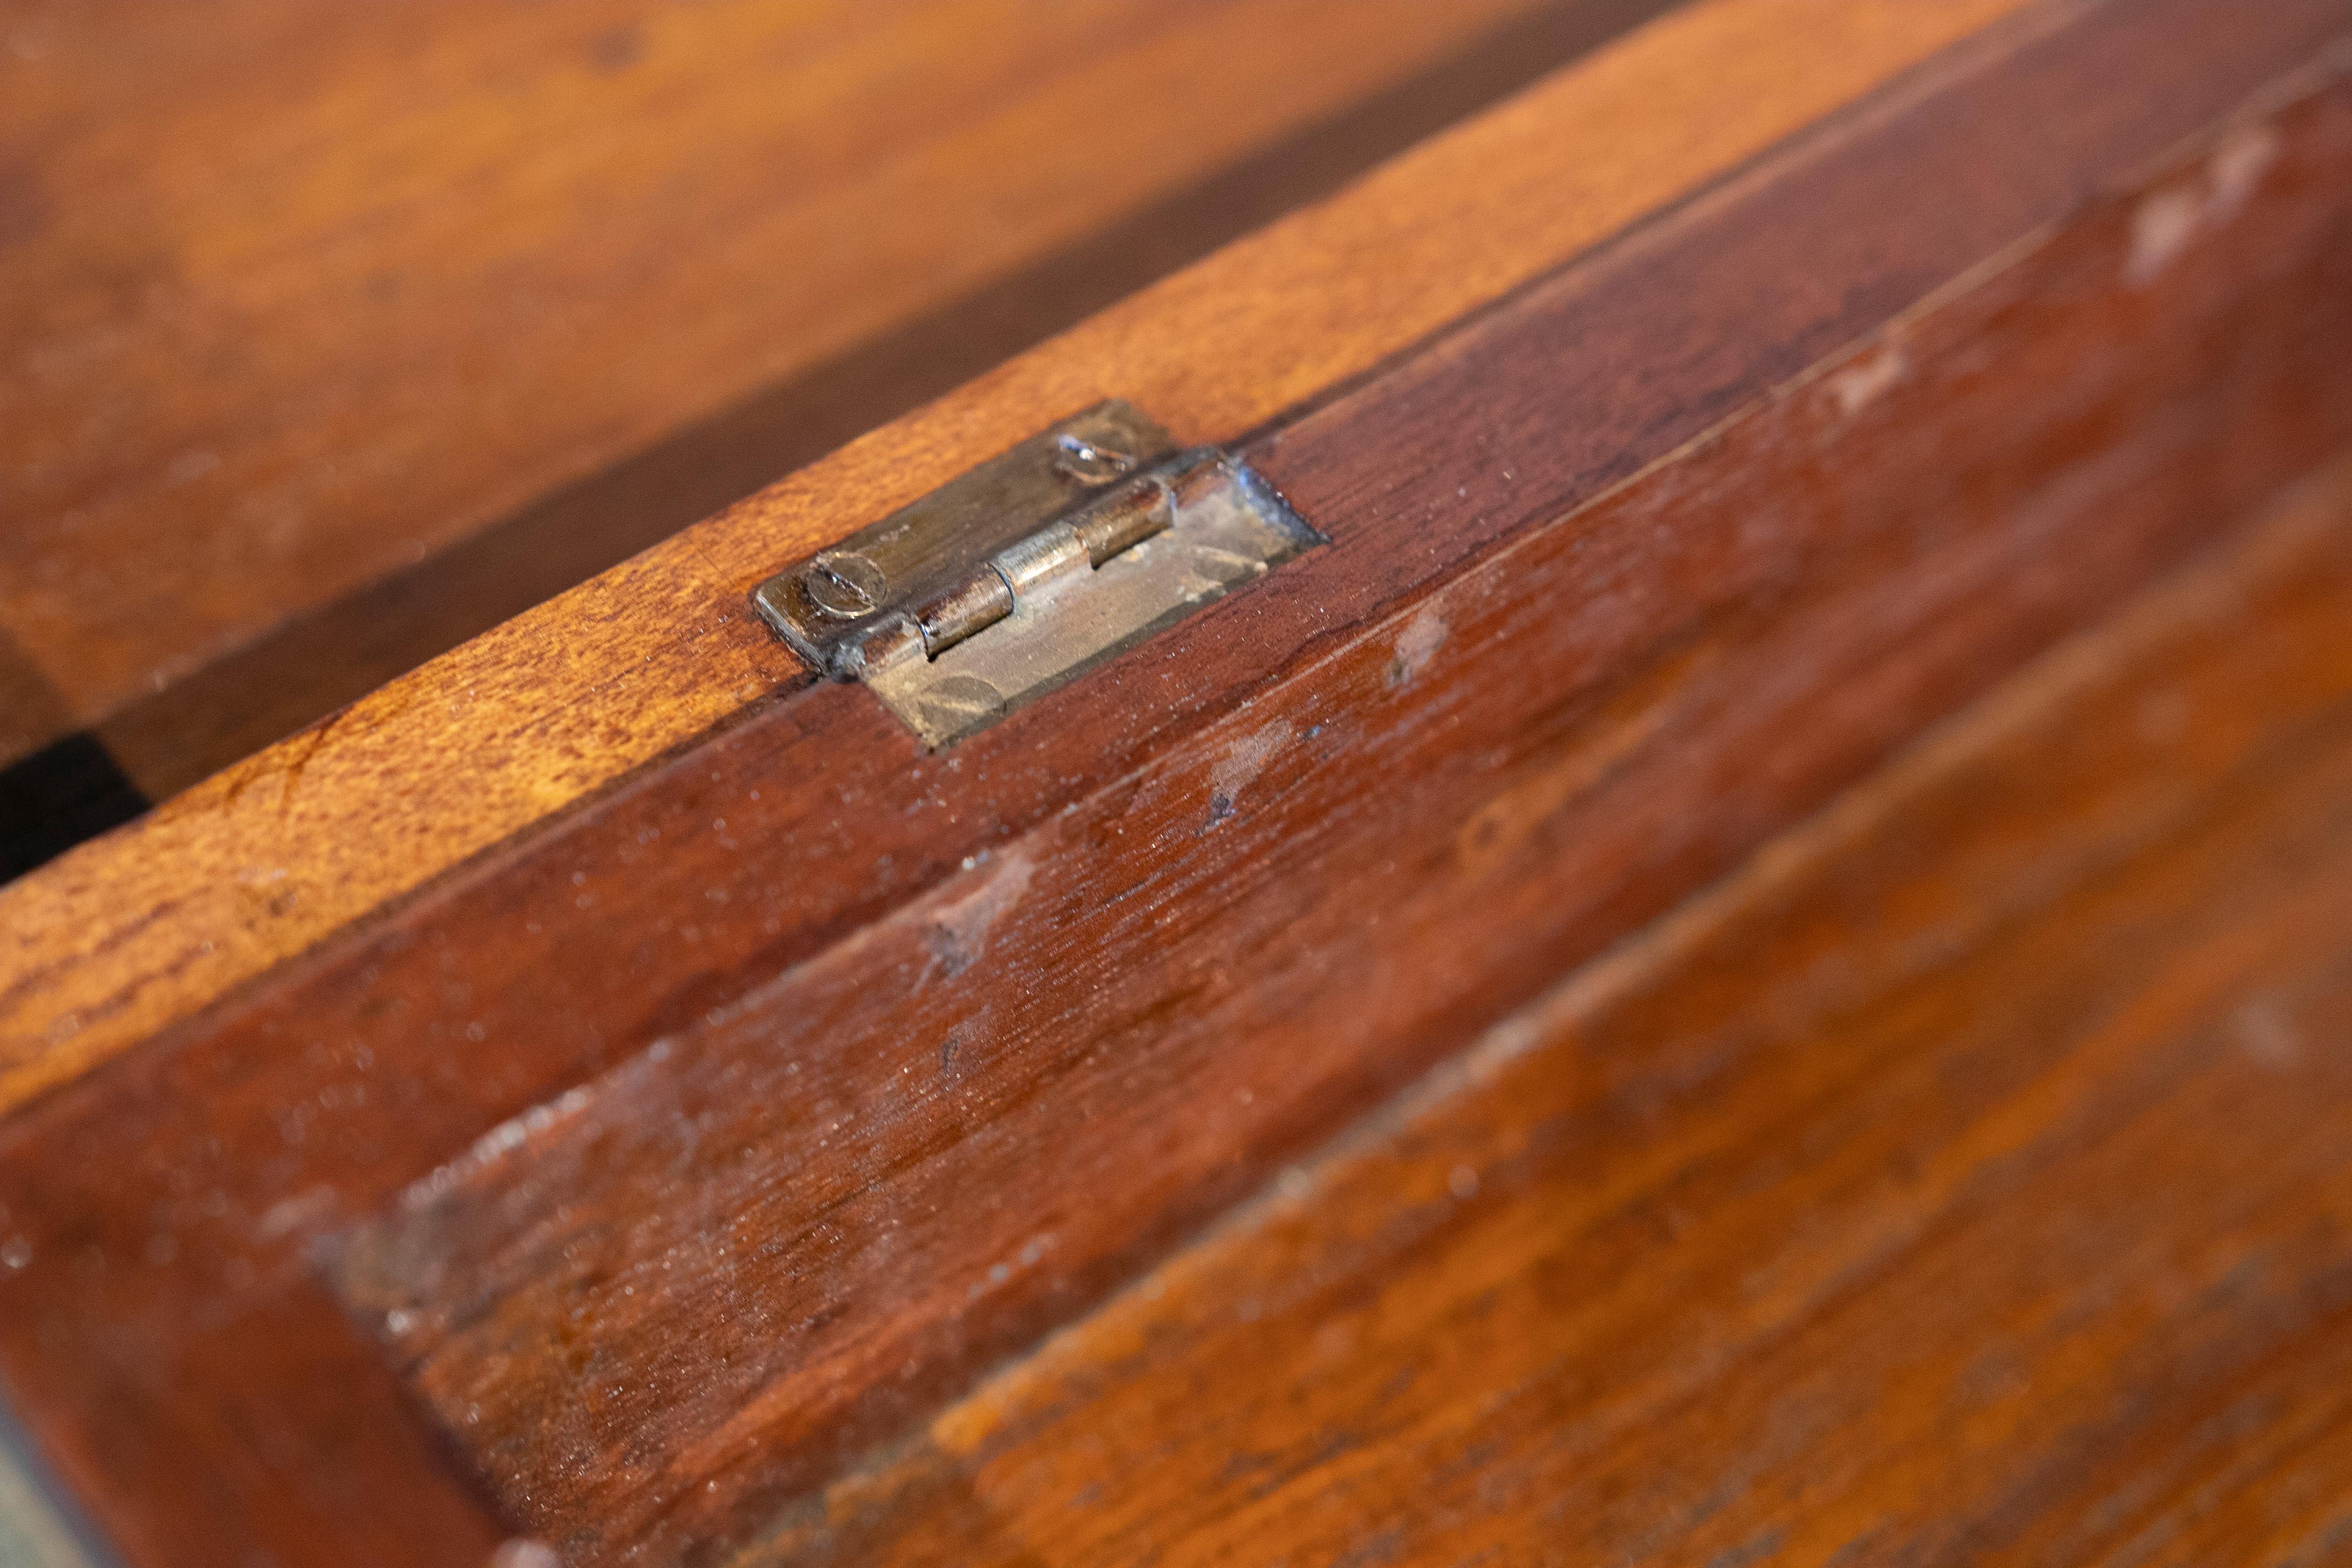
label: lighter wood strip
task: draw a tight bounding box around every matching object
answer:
[0,0,2038,1112]
[0,0,1548,733]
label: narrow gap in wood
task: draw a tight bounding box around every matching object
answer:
[73,0,1675,816]
[0,629,140,882]
[0,0,2088,1096]
[0,735,148,884]
[3,11,2347,1566]
[340,70,2352,1558]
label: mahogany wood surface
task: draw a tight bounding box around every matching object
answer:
[0,6,2345,1563]
[0,0,2047,1110]
[753,449,2352,1567]
[2,0,1628,799]
[351,45,2352,1558]
[341,21,2352,1559]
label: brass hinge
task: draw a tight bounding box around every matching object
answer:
[753,401,1322,747]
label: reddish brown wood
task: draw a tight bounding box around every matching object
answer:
[0,0,2039,1108]
[75,0,1676,805]
[748,449,2352,1566]
[0,9,2345,1563]
[336,56,2352,1559]
[1247,0,2352,549]
[2,0,1608,794]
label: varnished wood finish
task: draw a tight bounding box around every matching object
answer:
[0,0,2045,1108]
[756,451,2352,1567]
[67,0,1671,810]
[0,7,2345,1562]
[347,47,2352,1557]
[1,0,1609,794]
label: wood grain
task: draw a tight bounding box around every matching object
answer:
[0,0,2050,1112]
[1,18,2343,1563]
[0,0,1571,777]
[22,0,1677,810]
[751,446,2352,1568]
[339,54,2352,1559]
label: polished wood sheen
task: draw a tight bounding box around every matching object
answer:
[0,0,1653,800]
[1,2,2348,1565]
[0,0,2046,1108]
[759,451,2352,1566]
[330,28,2352,1558]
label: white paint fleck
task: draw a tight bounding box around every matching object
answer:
[1387,603,1448,687]
[2208,123,2281,217]
[2128,188,2203,284]
[1206,719,1295,825]
[1448,1165,1481,1201]
[1828,342,1909,417]
[2128,119,2282,285]
[255,1184,339,1240]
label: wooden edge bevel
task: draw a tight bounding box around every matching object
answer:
[0,0,2046,1110]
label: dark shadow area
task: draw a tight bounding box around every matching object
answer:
[0,734,149,882]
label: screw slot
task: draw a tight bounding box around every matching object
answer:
[1053,433,1134,486]
[802,551,886,618]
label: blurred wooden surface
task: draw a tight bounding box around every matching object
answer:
[0,3,2346,1562]
[758,449,2352,1567]
[2,2,2349,1565]
[336,30,2352,1558]
[0,0,2042,1115]
[0,0,1656,808]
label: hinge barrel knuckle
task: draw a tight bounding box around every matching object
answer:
[751,403,1323,746]
[1073,478,1174,567]
[991,523,1088,597]
[914,573,1013,660]
[835,614,922,680]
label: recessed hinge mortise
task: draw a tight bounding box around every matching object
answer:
[753,401,1323,747]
